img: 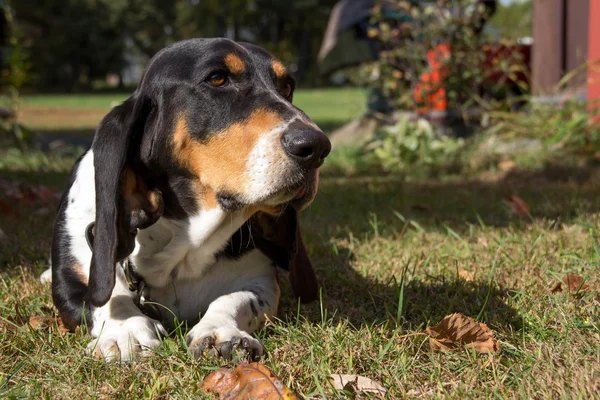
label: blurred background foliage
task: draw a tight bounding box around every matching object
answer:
[8,0,339,92]
[3,0,532,93]
[2,0,598,181]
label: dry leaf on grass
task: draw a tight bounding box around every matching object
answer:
[1,315,69,335]
[502,194,531,218]
[27,316,70,334]
[426,313,499,353]
[458,270,474,281]
[550,274,590,294]
[0,304,69,335]
[202,362,299,400]
[330,374,387,397]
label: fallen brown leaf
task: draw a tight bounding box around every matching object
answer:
[426,313,499,354]
[330,374,387,397]
[1,315,69,335]
[458,270,474,282]
[0,304,69,334]
[202,362,299,400]
[550,273,590,294]
[28,316,70,334]
[503,194,531,218]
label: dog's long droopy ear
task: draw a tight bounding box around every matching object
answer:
[251,209,318,303]
[288,214,319,303]
[87,94,163,307]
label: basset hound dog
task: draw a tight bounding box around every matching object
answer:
[40,38,331,362]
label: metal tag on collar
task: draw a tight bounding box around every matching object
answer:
[135,280,146,308]
[85,222,95,250]
[121,258,140,293]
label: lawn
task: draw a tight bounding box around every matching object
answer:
[1,89,599,398]
[18,87,366,134]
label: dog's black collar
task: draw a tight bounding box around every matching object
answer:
[84,222,160,319]
[85,222,141,293]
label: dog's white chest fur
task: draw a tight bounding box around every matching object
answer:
[129,207,257,321]
[131,208,248,287]
[65,151,269,323]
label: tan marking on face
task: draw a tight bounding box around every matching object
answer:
[225,53,245,74]
[122,169,161,213]
[272,60,287,78]
[173,110,284,197]
[191,180,219,209]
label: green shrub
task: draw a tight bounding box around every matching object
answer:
[367,118,465,173]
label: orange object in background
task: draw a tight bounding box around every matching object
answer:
[589,0,600,124]
[413,44,450,113]
[412,42,531,114]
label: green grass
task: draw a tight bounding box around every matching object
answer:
[22,94,128,109]
[20,88,366,134]
[2,91,600,398]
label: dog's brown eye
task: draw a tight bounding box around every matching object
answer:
[283,82,293,98]
[208,72,227,87]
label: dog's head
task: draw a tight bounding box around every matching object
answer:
[87,38,330,306]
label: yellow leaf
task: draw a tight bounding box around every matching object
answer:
[458,270,474,282]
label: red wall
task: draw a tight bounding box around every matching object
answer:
[589,0,600,112]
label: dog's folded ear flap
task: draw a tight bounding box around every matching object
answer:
[87,94,164,307]
[251,208,318,303]
[288,214,319,303]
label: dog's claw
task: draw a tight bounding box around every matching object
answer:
[188,329,263,361]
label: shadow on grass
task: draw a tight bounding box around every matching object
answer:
[287,162,600,331]
[278,246,523,333]
[308,163,600,239]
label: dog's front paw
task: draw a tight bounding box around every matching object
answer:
[186,324,263,362]
[87,316,167,362]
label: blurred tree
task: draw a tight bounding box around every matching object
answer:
[121,0,178,59]
[251,0,338,84]
[11,0,339,91]
[12,0,125,91]
[1,1,33,149]
[488,0,532,40]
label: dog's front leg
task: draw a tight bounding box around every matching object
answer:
[186,262,280,361]
[87,271,167,362]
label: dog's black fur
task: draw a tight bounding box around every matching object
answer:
[50,38,328,334]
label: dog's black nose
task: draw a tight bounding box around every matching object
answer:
[281,125,331,169]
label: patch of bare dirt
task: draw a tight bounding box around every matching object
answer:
[18,107,106,130]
